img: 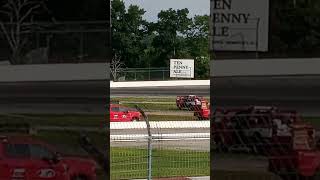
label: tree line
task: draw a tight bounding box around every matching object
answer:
[111,0,210,79]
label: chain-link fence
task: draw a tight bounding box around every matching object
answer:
[0,21,109,64]
[114,68,205,82]
[211,106,320,180]
[114,68,170,82]
[110,96,210,179]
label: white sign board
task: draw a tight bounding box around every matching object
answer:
[210,0,269,51]
[170,59,194,78]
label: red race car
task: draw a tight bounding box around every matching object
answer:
[268,123,319,179]
[0,135,97,180]
[110,104,142,122]
[194,100,210,120]
[176,95,205,111]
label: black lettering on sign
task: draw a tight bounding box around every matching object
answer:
[174,61,182,65]
[213,0,232,10]
[213,26,229,37]
[213,13,251,24]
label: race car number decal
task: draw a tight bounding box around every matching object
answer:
[37,169,56,178]
[122,115,126,118]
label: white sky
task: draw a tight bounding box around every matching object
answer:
[123,0,210,22]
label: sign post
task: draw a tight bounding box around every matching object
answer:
[170,59,194,79]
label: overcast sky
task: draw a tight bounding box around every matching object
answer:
[124,0,210,22]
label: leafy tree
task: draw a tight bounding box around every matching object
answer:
[186,15,210,79]
[111,1,210,79]
[111,0,147,67]
[151,8,192,67]
[269,0,320,57]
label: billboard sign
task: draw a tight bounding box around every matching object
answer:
[210,0,269,51]
[170,59,194,78]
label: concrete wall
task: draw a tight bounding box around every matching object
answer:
[0,63,109,82]
[211,58,320,77]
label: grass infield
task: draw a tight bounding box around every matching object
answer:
[111,147,209,179]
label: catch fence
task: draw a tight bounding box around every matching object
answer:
[113,68,201,82]
[114,68,170,82]
[211,107,320,180]
[0,21,109,64]
[110,101,210,180]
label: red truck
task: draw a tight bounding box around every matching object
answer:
[268,122,320,179]
[176,95,205,110]
[212,106,305,153]
[0,135,97,180]
[110,104,142,122]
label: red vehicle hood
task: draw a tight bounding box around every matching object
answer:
[129,111,141,116]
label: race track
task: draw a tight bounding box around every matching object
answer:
[0,80,107,114]
[212,76,320,116]
[2,75,320,116]
[111,86,209,97]
[111,128,210,151]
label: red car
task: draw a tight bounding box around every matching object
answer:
[0,135,97,180]
[212,106,304,153]
[110,104,142,122]
[176,95,205,110]
[268,123,319,179]
[194,100,210,120]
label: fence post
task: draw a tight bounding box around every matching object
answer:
[36,32,40,49]
[146,112,152,180]
[135,105,152,180]
[255,18,260,59]
[162,70,165,81]
[79,31,84,62]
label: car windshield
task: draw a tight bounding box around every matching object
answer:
[5,143,30,158]
[29,144,54,159]
[128,108,137,111]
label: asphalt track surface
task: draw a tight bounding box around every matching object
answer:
[1,75,320,116]
[0,80,209,113]
[212,76,320,116]
[111,76,320,116]
[111,85,210,97]
[0,80,107,114]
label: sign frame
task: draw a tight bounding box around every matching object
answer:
[170,59,195,79]
[210,0,269,52]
